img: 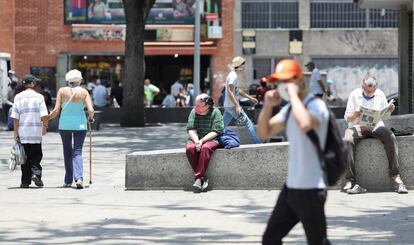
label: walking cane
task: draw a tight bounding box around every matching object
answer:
[88,119,93,185]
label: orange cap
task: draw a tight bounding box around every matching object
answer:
[268,59,303,82]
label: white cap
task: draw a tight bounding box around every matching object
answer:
[65,69,83,82]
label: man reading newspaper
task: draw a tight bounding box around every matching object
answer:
[343,76,408,194]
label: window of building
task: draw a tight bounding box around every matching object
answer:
[252,57,291,81]
[241,0,299,29]
[310,0,398,28]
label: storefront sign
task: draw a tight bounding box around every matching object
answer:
[72,24,126,41]
[205,13,218,21]
[65,0,221,25]
[242,29,256,55]
[207,26,222,39]
[156,28,194,42]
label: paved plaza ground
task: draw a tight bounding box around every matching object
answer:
[0,123,413,244]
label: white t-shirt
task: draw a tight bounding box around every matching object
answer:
[10,89,48,144]
[309,68,323,95]
[345,87,388,128]
[224,70,239,108]
[274,95,329,189]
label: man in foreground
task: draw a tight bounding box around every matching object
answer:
[258,59,330,244]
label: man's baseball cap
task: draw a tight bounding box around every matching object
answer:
[268,59,303,82]
[305,61,315,67]
[22,74,41,85]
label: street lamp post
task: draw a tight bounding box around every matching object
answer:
[193,0,201,102]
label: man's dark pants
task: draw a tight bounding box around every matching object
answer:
[21,144,43,185]
[344,126,400,183]
[262,185,330,245]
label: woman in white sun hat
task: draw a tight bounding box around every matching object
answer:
[47,69,94,189]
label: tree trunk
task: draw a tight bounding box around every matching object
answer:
[121,0,155,126]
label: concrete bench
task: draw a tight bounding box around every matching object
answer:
[126,143,289,190]
[125,136,414,190]
[233,114,414,144]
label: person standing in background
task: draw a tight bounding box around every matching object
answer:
[110,80,123,107]
[92,79,108,110]
[305,61,329,99]
[144,79,160,107]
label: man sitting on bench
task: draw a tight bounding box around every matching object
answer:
[343,76,408,194]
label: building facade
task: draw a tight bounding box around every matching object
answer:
[0,0,234,102]
[234,0,399,103]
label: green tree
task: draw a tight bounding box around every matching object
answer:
[121,0,156,126]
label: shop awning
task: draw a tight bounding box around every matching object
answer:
[144,41,218,55]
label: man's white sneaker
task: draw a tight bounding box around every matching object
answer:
[342,181,353,192]
[346,184,367,194]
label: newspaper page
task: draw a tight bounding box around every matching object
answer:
[356,99,395,127]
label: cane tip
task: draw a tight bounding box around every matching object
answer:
[89,181,92,184]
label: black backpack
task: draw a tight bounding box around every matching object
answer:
[286,97,347,186]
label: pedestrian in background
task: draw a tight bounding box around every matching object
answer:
[305,61,329,99]
[258,59,330,244]
[144,78,160,107]
[223,56,260,144]
[255,77,271,108]
[110,80,123,107]
[47,69,94,189]
[92,79,108,110]
[10,75,48,188]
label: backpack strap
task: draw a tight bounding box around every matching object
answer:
[285,96,317,123]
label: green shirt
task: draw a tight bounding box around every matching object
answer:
[144,84,159,101]
[187,107,224,140]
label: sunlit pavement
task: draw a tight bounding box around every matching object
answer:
[0,124,413,244]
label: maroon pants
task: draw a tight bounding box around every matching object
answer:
[185,141,218,179]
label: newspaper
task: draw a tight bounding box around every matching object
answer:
[356,99,395,127]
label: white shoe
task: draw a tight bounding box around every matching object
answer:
[342,181,353,192]
[192,179,202,193]
[201,178,209,191]
[76,180,84,189]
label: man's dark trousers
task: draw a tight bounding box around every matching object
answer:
[21,144,43,185]
[262,185,330,245]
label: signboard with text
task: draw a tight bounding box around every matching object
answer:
[65,0,222,26]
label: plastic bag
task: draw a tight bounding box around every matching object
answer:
[8,141,27,172]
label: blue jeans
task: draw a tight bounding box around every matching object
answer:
[59,130,87,184]
[223,107,261,144]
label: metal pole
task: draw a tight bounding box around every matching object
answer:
[193,0,201,100]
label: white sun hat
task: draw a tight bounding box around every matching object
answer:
[65,69,83,82]
[232,56,246,68]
